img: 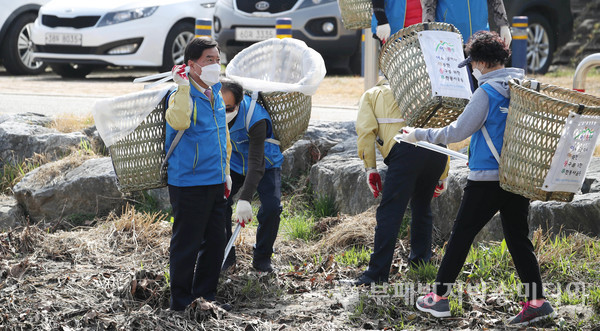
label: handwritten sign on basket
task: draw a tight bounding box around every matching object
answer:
[417,30,472,100]
[542,112,600,193]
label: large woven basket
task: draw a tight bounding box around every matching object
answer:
[256,91,312,151]
[109,97,167,193]
[500,79,600,202]
[338,0,372,30]
[379,22,469,128]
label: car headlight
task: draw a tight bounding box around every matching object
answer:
[97,6,158,27]
[298,0,336,9]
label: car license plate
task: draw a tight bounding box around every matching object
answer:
[235,28,276,41]
[45,33,82,46]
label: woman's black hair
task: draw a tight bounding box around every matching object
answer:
[465,30,511,68]
[220,77,244,106]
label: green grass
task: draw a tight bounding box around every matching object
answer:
[406,262,438,283]
[280,211,315,241]
[1,157,46,194]
[335,246,372,267]
[310,193,338,218]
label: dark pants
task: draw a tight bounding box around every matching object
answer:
[364,142,447,282]
[434,180,544,300]
[168,184,226,311]
[225,168,282,260]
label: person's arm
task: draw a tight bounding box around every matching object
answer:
[421,0,437,23]
[488,0,509,29]
[356,90,380,169]
[414,88,490,144]
[225,123,231,176]
[372,0,388,25]
[165,86,192,130]
[238,120,267,201]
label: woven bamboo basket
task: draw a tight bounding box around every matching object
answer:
[109,97,167,193]
[500,79,600,202]
[379,22,469,128]
[256,91,312,151]
[338,0,372,30]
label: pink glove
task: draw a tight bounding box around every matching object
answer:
[433,179,447,198]
[366,168,383,198]
[171,64,188,85]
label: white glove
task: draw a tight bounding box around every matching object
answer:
[224,175,232,199]
[433,179,448,198]
[376,23,391,43]
[398,127,417,143]
[500,25,512,47]
[234,200,253,227]
[366,168,383,198]
[171,64,188,86]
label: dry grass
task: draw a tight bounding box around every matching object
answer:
[312,76,365,107]
[49,113,95,133]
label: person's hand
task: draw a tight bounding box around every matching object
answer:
[398,127,417,143]
[224,175,232,199]
[433,179,448,198]
[376,23,391,43]
[172,64,188,85]
[500,25,512,47]
[234,200,252,227]
[366,168,383,198]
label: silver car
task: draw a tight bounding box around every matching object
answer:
[213,0,362,74]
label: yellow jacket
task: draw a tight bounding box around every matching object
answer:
[356,79,449,179]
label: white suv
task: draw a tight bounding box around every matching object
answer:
[0,0,50,75]
[31,0,216,78]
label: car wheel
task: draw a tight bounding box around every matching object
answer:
[50,63,94,78]
[1,12,47,75]
[160,21,194,72]
[525,13,555,74]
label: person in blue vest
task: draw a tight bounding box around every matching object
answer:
[370,0,422,43]
[422,0,512,46]
[219,77,284,273]
[164,37,232,311]
[400,31,555,326]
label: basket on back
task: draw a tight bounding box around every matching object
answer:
[226,38,326,151]
[338,0,372,30]
[93,88,172,193]
[500,80,600,202]
[379,22,469,128]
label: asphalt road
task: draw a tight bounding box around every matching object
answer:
[0,68,358,121]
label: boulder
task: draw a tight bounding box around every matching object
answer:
[13,157,124,222]
[0,195,25,231]
[282,121,356,178]
[0,120,89,167]
[0,112,53,127]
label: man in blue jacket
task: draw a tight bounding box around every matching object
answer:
[165,37,232,311]
[219,77,284,273]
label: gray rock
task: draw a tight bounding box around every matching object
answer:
[13,157,124,222]
[0,195,25,231]
[0,112,53,127]
[0,121,89,167]
[146,187,171,211]
[282,121,356,179]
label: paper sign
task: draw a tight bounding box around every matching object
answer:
[417,30,472,100]
[542,111,600,193]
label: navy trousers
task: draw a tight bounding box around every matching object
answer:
[225,168,282,260]
[364,142,447,282]
[168,183,226,311]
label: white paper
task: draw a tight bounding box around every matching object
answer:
[417,30,472,100]
[542,111,600,193]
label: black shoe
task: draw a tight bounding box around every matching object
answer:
[252,258,273,272]
[218,302,233,312]
[339,274,376,286]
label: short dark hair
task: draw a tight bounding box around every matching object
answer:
[465,30,510,68]
[220,77,244,106]
[183,37,219,64]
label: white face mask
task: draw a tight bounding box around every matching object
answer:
[226,109,239,123]
[198,63,221,86]
[472,67,483,80]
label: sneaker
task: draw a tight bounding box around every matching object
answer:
[416,292,451,318]
[508,300,556,326]
[252,257,273,273]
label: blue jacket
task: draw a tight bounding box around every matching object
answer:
[229,95,283,175]
[371,0,422,36]
[165,82,229,186]
[435,0,489,42]
[468,83,509,171]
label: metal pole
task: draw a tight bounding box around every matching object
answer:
[195,18,212,38]
[573,53,600,92]
[364,29,379,90]
[511,16,528,71]
[276,18,292,39]
[223,223,242,268]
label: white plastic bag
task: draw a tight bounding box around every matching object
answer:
[92,87,172,147]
